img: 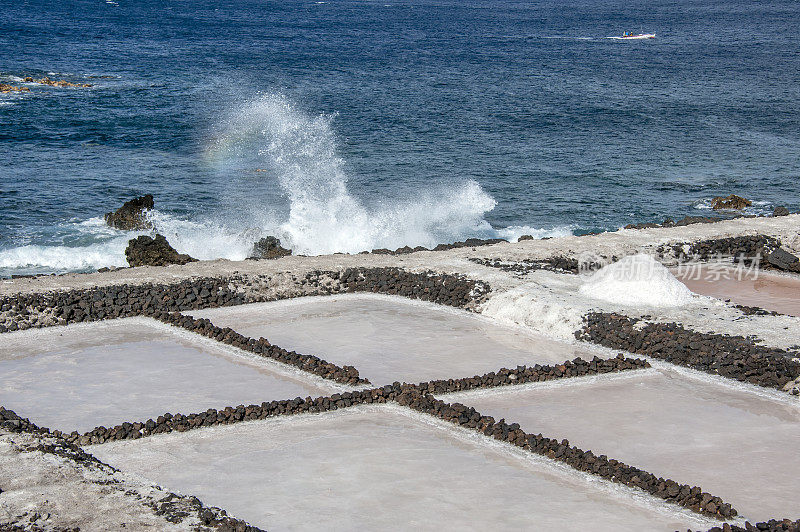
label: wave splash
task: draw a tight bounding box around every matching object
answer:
[0,94,570,275]
[209,94,515,255]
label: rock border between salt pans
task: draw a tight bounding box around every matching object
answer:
[25,353,742,519]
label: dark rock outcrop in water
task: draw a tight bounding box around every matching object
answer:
[125,234,197,267]
[0,83,31,93]
[22,76,92,88]
[105,194,155,230]
[622,204,790,233]
[710,194,751,210]
[249,236,292,260]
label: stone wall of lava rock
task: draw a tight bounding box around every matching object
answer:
[576,312,800,393]
[0,267,489,333]
[150,311,368,385]
[63,355,648,446]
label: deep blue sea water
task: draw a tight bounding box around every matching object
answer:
[2,0,799,276]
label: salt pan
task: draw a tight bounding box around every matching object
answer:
[91,405,718,531]
[190,294,613,385]
[0,318,336,432]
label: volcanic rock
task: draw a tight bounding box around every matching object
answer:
[105,194,154,230]
[623,222,660,230]
[249,236,291,260]
[0,83,30,93]
[766,247,800,273]
[125,234,197,267]
[673,215,723,226]
[710,194,751,210]
[22,76,92,88]
[773,206,790,217]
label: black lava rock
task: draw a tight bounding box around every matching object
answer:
[249,236,292,260]
[125,234,197,267]
[577,312,800,392]
[766,247,800,273]
[105,194,155,230]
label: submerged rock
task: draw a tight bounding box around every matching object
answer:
[710,194,751,210]
[105,194,154,230]
[22,76,92,88]
[125,234,197,267]
[249,236,292,260]
[0,83,30,93]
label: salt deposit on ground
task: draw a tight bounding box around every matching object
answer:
[190,294,614,385]
[480,265,800,351]
[90,405,720,531]
[674,264,800,316]
[0,430,204,531]
[579,254,695,307]
[0,318,337,433]
[443,368,800,520]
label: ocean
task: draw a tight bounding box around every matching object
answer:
[1,0,799,277]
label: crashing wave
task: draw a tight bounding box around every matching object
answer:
[0,94,571,275]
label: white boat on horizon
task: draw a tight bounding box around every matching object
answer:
[612,32,656,40]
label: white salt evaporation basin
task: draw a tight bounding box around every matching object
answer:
[90,405,719,531]
[0,317,338,433]
[443,368,800,520]
[673,264,800,316]
[190,294,611,385]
